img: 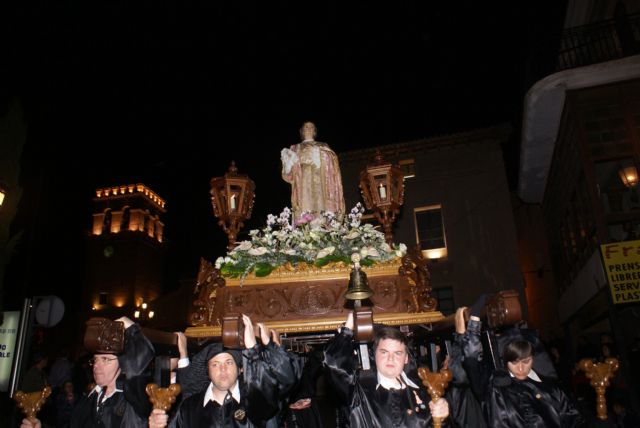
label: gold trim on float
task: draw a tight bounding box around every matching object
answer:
[224,258,403,287]
[184,310,445,338]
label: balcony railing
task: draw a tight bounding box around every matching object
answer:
[557,13,640,71]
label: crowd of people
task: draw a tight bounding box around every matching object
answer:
[13,307,640,427]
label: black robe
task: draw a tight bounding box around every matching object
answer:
[170,343,297,428]
[324,328,451,428]
[446,334,486,428]
[70,323,154,428]
[485,371,586,428]
[458,319,585,428]
[284,351,324,428]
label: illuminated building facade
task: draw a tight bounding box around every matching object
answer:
[85,183,166,319]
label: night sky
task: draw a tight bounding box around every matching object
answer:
[1,1,567,313]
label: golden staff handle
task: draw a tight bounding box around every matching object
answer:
[14,386,52,423]
[418,367,452,428]
[577,358,619,421]
[146,383,182,427]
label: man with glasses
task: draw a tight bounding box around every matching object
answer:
[21,316,154,428]
[324,312,450,427]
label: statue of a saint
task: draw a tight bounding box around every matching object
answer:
[281,122,345,220]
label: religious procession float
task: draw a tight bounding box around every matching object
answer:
[184,122,519,345]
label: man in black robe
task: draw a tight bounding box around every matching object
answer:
[21,316,154,428]
[148,314,297,428]
[324,312,450,428]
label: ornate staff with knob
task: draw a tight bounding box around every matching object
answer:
[146,383,181,426]
[418,367,452,428]
[13,387,52,425]
[577,357,619,421]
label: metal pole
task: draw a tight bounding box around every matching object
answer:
[9,298,32,397]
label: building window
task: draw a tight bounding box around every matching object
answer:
[399,159,415,179]
[414,205,447,260]
[98,292,108,305]
[432,287,454,316]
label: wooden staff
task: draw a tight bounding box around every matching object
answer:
[418,367,452,428]
[146,383,181,427]
[577,358,619,420]
[14,386,52,424]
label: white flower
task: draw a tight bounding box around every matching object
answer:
[365,247,380,258]
[216,204,407,279]
[310,217,325,229]
[235,241,252,251]
[345,230,360,239]
[248,247,268,256]
[316,246,335,259]
[215,257,225,269]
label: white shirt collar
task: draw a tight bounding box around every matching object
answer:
[203,381,240,406]
[376,371,420,390]
[90,384,123,408]
[509,368,542,382]
[302,138,315,143]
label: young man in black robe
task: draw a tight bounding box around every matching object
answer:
[324,312,450,428]
[21,316,154,428]
[148,314,297,428]
[457,307,586,428]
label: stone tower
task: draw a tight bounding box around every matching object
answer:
[85,184,166,320]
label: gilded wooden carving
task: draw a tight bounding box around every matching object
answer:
[187,256,443,337]
[399,246,436,313]
[190,258,224,326]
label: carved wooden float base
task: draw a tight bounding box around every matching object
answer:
[188,250,439,339]
[185,310,444,338]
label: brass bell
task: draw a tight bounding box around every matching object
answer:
[345,266,374,301]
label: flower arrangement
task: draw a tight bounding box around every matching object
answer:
[216,203,407,283]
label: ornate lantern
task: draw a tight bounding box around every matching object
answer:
[359,150,405,243]
[619,165,639,188]
[210,161,256,250]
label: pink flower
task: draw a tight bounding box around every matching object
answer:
[294,213,314,226]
